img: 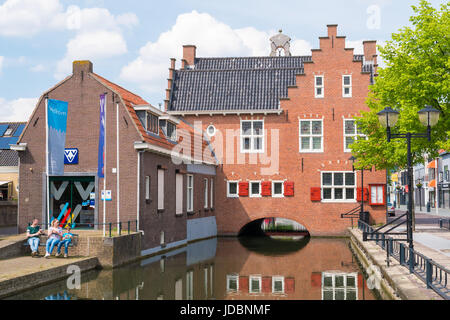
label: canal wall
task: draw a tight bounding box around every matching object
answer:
[349,228,442,300]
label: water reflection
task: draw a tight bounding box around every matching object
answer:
[6,237,377,300]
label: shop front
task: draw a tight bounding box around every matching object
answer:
[48,175,98,229]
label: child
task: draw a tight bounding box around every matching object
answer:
[56,226,73,258]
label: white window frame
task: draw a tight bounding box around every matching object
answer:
[321,171,357,203]
[314,75,324,98]
[226,274,239,292]
[299,119,324,153]
[227,181,239,198]
[204,178,208,209]
[272,276,285,294]
[342,75,352,98]
[272,181,284,198]
[187,174,194,212]
[146,111,159,135]
[240,119,265,154]
[249,181,261,198]
[145,176,150,201]
[160,230,165,245]
[210,178,214,208]
[186,270,194,300]
[343,119,367,153]
[249,275,262,294]
[157,169,165,210]
[322,272,358,301]
[176,174,183,215]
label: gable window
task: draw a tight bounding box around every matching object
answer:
[241,120,264,153]
[322,172,356,202]
[250,181,261,198]
[299,120,323,152]
[315,75,324,98]
[227,181,239,198]
[187,175,194,212]
[147,112,159,135]
[272,181,284,198]
[342,75,352,98]
[344,119,366,152]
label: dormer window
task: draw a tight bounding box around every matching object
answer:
[147,112,159,135]
[159,119,177,141]
[3,127,13,137]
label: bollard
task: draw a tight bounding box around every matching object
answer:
[426,259,433,288]
[128,221,131,234]
[119,222,122,236]
[136,220,138,232]
[440,219,443,229]
[109,223,112,238]
[399,243,405,265]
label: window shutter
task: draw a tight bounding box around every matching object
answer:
[239,182,249,197]
[239,276,249,292]
[310,187,321,201]
[310,273,321,288]
[285,277,295,294]
[284,181,294,196]
[261,181,272,196]
[356,188,369,202]
[262,277,272,293]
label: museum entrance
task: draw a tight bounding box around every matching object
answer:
[49,176,96,229]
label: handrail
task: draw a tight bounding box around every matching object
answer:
[357,220,450,300]
[439,219,450,231]
[340,205,361,219]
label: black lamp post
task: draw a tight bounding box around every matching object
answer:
[377,105,440,272]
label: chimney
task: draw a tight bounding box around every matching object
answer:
[363,41,377,63]
[182,45,197,68]
[327,24,338,38]
[165,58,176,111]
[72,60,93,78]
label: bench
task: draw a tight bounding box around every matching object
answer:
[24,234,79,247]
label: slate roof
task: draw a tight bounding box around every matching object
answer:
[169,55,369,112]
[0,150,19,166]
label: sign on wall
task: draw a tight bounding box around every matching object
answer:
[101,190,112,201]
[64,148,79,165]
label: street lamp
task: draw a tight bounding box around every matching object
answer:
[377,105,440,272]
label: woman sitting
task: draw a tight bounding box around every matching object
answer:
[45,219,63,258]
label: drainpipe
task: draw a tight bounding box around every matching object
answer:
[136,150,143,232]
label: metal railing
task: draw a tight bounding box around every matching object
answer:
[439,219,450,231]
[28,220,139,238]
[357,220,450,300]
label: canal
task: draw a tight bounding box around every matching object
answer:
[7,236,378,300]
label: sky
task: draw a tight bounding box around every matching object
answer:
[0,0,447,122]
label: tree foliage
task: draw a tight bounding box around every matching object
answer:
[351,0,449,170]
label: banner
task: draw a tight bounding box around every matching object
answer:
[98,94,106,178]
[47,99,68,175]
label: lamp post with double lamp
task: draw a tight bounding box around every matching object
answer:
[377,105,440,270]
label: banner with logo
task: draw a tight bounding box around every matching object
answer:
[47,99,68,175]
[97,94,106,178]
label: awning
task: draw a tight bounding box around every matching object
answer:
[0,181,11,186]
[429,180,437,188]
[427,161,436,169]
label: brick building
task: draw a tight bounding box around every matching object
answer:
[166,25,387,236]
[12,61,217,255]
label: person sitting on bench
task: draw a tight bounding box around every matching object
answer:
[27,219,44,257]
[56,226,73,258]
[45,219,63,258]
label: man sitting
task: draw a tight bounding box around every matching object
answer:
[27,219,44,257]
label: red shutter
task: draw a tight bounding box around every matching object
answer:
[239,182,249,197]
[356,188,369,202]
[239,276,249,292]
[358,274,364,289]
[262,277,272,293]
[284,181,294,196]
[261,182,272,196]
[311,273,322,288]
[310,188,321,201]
[285,277,295,294]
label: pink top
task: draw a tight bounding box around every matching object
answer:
[48,227,62,240]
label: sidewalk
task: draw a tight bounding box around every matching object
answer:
[397,205,450,218]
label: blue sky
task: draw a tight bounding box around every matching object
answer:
[0,0,446,121]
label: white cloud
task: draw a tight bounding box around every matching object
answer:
[120,11,313,100]
[55,30,128,79]
[30,64,45,72]
[0,56,4,74]
[0,0,63,37]
[0,97,38,122]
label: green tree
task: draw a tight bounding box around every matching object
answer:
[351,0,449,170]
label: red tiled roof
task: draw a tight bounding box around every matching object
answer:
[91,73,216,164]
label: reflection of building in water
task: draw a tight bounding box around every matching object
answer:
[226,274,295,296]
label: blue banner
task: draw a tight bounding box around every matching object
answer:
[47,99,68,175]
[97,94,106,178]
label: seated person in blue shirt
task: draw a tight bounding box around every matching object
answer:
[56,226,74,258]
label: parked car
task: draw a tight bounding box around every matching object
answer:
[387,202,395,217]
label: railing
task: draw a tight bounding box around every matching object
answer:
[439,219,450,231]
[357,220,450,300]
[28,220,139,238]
